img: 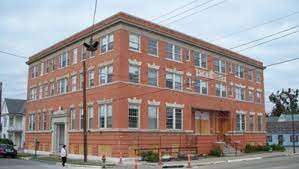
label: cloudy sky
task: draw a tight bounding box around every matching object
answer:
[0,0,298,112]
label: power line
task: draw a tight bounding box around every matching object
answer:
[165,0,228,25]
[230,25,298,50]
[210,10,299,42]
[158,0,215,23]
[236,30,299,52]
[151,0,200,21]
[0,50,28,59]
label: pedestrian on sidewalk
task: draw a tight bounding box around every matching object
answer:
[61,145,67,167]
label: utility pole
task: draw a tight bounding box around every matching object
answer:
[0,82,2,133]
[82,61,87,162]
[291,109,296,154]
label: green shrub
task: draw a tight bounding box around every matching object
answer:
[245,144,256,153]
[0,138,14,145]
[140,151,159,162]
[245,144,271,153]
[271,144,285,152]
[209,147,222,157]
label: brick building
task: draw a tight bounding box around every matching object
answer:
[25,12,266,158]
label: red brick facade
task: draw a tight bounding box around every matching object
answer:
[25,12,266,157]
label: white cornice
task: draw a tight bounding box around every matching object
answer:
[128,59,142,66]
[165,102,184,108]
[97,98,113,104]
[128,97,142,104]
[147,63,160,69]
[147,99,160,106]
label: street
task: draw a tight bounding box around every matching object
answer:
[0,155,298,169]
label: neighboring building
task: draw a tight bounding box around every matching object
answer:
[25,12,266,157]
[267,114,299,147]
[0,98,26,149]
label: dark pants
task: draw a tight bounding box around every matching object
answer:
[61,157,67,167]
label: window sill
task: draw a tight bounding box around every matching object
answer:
[165,58,183,63]
[148,53,159,57]
[129,49,141,53]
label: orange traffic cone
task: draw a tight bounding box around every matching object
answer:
[134,157,138,169]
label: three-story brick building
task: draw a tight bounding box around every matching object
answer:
[25,12,266,157]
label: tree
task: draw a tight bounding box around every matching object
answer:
[269,88,299,116]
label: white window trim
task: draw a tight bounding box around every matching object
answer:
[147,38,159,57]
[128,97,142,104]
[165,102,184,108]
[166,107,184,130]
[129,33,141,52]
[236,111,246,132]
[147,99,160,106]
[128,103,141,129]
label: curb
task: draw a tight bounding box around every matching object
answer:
[161,153,298,168]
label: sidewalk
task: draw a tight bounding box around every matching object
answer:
[156,151,299,168]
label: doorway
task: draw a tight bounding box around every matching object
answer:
[55,123,65,153]
[195,111,210,134]
[278,135,284,145]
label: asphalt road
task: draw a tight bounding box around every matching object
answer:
[0,155,298,169]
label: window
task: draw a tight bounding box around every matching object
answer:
[57,78,68,94]
[129,33,140,51]
[148,38,158,56]
[257,115,262,131]
[43,84,48,97]
[194,51,207,68]
[88,106,94,129]
[235,64,244,78]
[166,43,182,62]
[70,108,76,129]
[89,70,94,87]
[46,60,50,73]
[9,116,13,127]
[100,33,114,53]
[290,135,298,142]
[267,136,272,142]
[99,104,112,128]
[229,62,233,73]
[228,85,233,96]
[257,92,262,104]
[3,116,7,127]
[99,65,113,84]
[32,65,38,78]
[39,113,42,130]
[166,107,182,130]
[166,72,182,90]
[51,58,56,71]
[59,52,69,68]
[29,114,35,131]
[80,108,84,130]
[129,64,140,83]
[30,87,38,100]
[186,76,191,89]
[80,73,83,89]
[248,70,253,81]
[194,79,208,95]
[148,105,158,129]
[235,86,245,101]
[249,114,254,131]
[214,58,226,73]
[50,82,55,96]
[256,70,262,83]
[236,113,246,132]
[82,46,87,60]
[73,48,78,64]
[148,68,158,86]
[186,49,190,61]
[248,90,254,102]
[71,75,77,92]
[216,83,226,97]
[128,103,139,128]
[42,112,46,130]
[40,62,44,76]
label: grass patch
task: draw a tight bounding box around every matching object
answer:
[17,153,33,158]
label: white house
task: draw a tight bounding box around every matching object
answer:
[266,114,299,147]
[0,98,26,149]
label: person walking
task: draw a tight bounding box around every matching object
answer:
[61,145,67,167]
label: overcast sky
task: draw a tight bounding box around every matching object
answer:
[0,0,298,113]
